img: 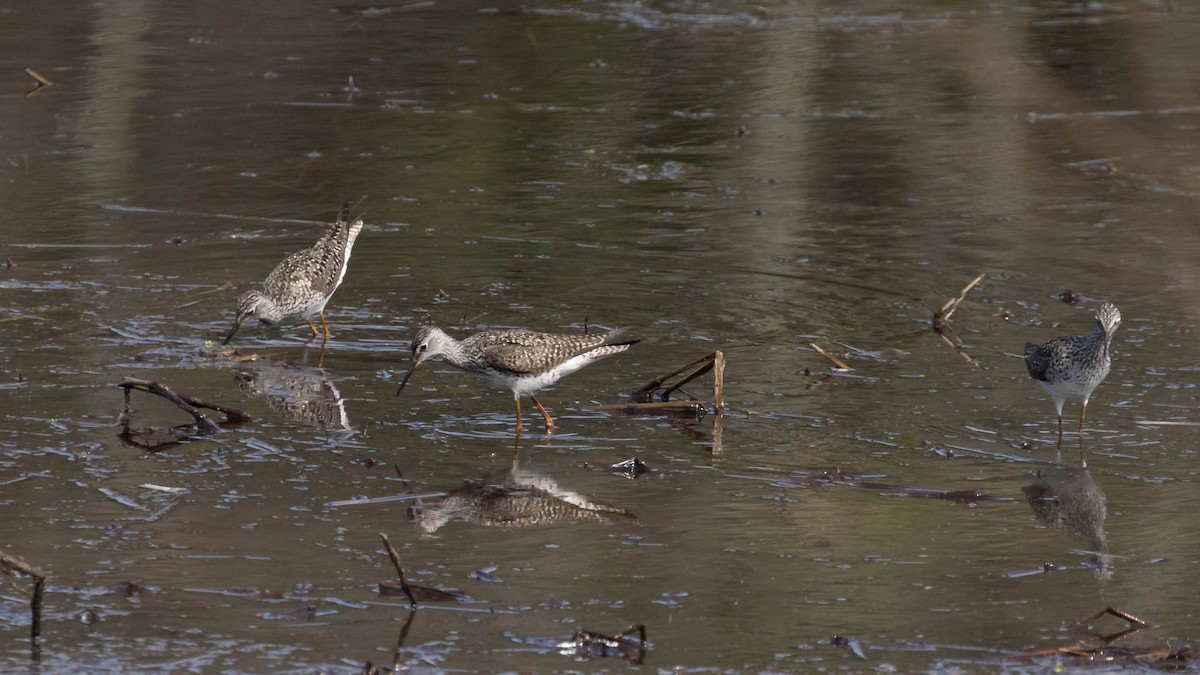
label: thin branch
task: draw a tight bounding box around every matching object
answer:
[809,343,851,371]
[377,533,417,609]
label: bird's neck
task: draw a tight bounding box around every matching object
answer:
[435,333,474,369]
[257,297,286,324]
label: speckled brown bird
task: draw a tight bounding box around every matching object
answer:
[224,203,363,345]
[1024,302,1121,450]
[395,325,638,433]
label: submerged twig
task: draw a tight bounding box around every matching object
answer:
[118,374,252,422]
[1070,606,1149,641]
[118,378,252,430]
[809,343,851,372]
[0,550,45,642]
[934,272,985,329]
[377,532,417,609]
[117,378,252,450]
[25,68,52,96]
[931,273,985,367]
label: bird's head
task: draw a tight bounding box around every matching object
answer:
[223,290,276,344]
[396,325,449,395]
[1096,302,1121,336]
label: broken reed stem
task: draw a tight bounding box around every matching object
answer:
[712,351,725,411]
[938,273,986,322]
[0,550,45,640]
[937,331,979,367]
[377,533,417,609]
[809,343,851,371]
[1076,606,1148,630]
[25,68,50,86]
[631,352,716,403]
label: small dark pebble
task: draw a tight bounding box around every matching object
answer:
[1059,289,1080,304]
[78,609,99,625]
[752,209,765,216]
[737,125,748,137]
[359,456,380,468]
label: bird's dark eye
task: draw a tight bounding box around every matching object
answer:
[417,343,427,353]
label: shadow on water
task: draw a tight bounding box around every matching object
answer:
[233,361,352,433]
[1023,462,1112,579]
[409,460,634,534]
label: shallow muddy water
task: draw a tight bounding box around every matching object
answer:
[4,0,1200,672]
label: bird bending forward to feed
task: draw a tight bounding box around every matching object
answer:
[395,325,639,434]
[1024,302,1121,453]
[224,203,364,345]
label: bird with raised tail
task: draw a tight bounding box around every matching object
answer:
[395,325,639,434]
[1024,302,1121,454]
[224,203,363,345]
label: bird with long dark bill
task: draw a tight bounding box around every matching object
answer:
[223,203,363,345]
[395,325,638,434]
[1024,302,1121,458]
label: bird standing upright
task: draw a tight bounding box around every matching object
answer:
[224,203,364,345]
[1024,302,1121,456]
[395,325,638,434]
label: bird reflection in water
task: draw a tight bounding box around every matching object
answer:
[234,364,351,432]
[1023,463,1111,579]
[410,461,634,533]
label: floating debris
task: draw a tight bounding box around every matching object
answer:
[826,634,867,660]
[117,377,252,450]
[559,624,647,663]
[809,342,852,372]
[609,457,653,479]
[1011,607,1193,668]
[931,273,984,367]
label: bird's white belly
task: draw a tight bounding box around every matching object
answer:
[487,354,598,397]
[298,293,331,320]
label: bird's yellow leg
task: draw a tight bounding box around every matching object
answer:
[307,320,321,337]
[319,312,331,341]
[1077,404,1088,466]
[531,396,555,432]
[513,395,523,436]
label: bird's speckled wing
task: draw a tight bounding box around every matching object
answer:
[1023,341,1052,381]
[310,203,364,295]
[1024,336,1079,382]
[259,204,361,297]
[472,329,628,375]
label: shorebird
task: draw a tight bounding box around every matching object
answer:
[223,203,363,344]
[395,325,638,433]
[1024,302,1121,452]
